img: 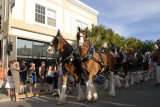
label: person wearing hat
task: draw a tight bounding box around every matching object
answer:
[150,39,160,85]
[39,61,46,91]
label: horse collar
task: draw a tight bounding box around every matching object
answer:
[82,45,95,62]
[62,49,75,63]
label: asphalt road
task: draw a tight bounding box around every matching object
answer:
[0,80,160,107]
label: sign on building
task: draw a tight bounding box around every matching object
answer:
[10,0,15,9]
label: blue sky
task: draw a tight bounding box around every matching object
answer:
[80,0,160,42]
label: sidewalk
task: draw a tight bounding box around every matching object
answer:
[0,81,56,102]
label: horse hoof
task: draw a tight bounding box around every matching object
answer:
[109,93,115,97]
[77,97,85,102]
[117,84,122,88]
[109,92,116,97]
[56,101,63,105]
[104,86,109,91]
[56,97,59,102]
[125,86,129,88]
[124,84,129,88]
[56,97,66,104]
[86,93,92,101]
[93,92,98,101]
[77,94,85,102]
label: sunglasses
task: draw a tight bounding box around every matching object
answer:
[156,42,160,44]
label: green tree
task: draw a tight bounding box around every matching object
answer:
[86,24,156,53]
[87,24,108,50]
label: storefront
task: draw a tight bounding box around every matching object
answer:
[17,38,57,69]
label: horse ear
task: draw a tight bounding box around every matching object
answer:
[85,27,88,32]
[58,29,60,34]
[77,27,81,32]
[57,29,63,37]
[86,33,89,40]
[57,29,60,37]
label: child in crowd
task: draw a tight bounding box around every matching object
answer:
[5,61,14,98]
[53,65,59,90]
[29,62,36,96]
[46,66,55,94]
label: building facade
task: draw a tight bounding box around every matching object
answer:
[0,0,98,74]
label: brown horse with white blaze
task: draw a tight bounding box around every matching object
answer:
[77,27,116,101]
[47,30,85,104]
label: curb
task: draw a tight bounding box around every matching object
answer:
[0,90,56,102]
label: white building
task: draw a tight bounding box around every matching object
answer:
[0,0,98,72]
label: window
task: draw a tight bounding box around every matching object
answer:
[32,41,46,57]
[17,38,55,69]
[76,20,88,30]
[35,4,56,27]
[17,39,32,56]
[17,38,54,59]
[82,23,88,29]
[47,9,56,27]
[35,4,45,24]
[76,20,82,28]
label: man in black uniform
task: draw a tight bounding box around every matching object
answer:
[150,39,160,85]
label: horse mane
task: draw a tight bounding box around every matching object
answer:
[58,34,73,60]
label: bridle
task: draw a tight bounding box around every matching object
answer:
[51,34,76,63]
[51,36,61,52]
[77,31,89,50]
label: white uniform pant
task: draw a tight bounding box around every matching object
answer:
[57,76,62,95]
[156,66,160,83]
[58,76,62,89]
[0,79,4,88]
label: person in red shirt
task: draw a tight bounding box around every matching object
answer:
[0,59,4,88]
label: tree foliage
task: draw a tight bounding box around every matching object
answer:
[87,24,157,53]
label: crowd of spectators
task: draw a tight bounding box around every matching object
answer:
[0,60,65,102]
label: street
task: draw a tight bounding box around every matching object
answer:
[0,80,160,107]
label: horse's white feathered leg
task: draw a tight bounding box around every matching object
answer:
[90,83,98,101]
[109,71,116,96]
[138,71,143,81]
[151,71,154,79]
[130,73,134,86]
[57,84,67,104]
[147,70,151,80]
[136,72,140,83]
[125,76,129,88]
[77,82,85,101]
[86,80,92,101]
[117,75,122,88]
[104,79,109,90]
[144,71,148,81]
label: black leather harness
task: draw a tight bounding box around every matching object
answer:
[82,46,95,62]
[81,45,107,73]
[63,49,78,64]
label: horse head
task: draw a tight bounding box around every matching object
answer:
[143,51,151,62]
[77,27,89,48]
[47,30,62,54]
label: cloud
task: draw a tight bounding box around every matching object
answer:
[100,0,160,23]
[80,0,160,41]
[103,23,133,37]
